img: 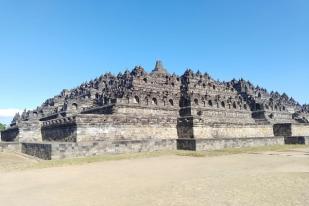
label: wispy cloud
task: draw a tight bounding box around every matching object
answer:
[0,109,23,117]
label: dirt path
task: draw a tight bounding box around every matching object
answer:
[0,149,309,206]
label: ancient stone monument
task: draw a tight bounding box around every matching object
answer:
[1,61,309,159]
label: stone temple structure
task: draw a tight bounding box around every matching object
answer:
[1,61,309,159]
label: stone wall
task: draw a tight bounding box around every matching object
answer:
[82,104,114,115]
[177,136,284,151]
[41,118,77,142]
[284,136,309,144]
[252,111,294,124]
[22,139,177,159]
[39,113,276,142]
[265,111,294,124]
[21,143,52,160]
[76,114,178,141]
[1,127,19,141]
[193,124,274,139]
[291,124,309,136]
[18,121,42,142]
[115,104,179,116]
[77,124,178,142]
[40,113,179,142]
[177,117,194,139]
[1,121,42,142]
[273,123,292,137]
[191,107,256,125]
[273,123,309,137]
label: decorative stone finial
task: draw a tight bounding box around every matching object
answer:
[151,60,168,74]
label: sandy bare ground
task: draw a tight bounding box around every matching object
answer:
[0,148,309,206]
[0,152,38,172]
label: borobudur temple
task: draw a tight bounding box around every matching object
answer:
[1,61,309,159]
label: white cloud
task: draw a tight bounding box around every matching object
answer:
[0,109,23,117]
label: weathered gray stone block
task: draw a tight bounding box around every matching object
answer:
[1,127,19,141]
[178,137,284,151]
[274,123,292,137]
[21,143,52,160]
[21,139,177,160]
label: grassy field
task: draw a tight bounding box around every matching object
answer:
[20,144,309,170]
[0,144,308,172]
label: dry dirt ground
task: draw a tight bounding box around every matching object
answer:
[0,148,309,206]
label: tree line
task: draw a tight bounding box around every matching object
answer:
[0,123,6,131]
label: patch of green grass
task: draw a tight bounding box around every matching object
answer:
[12,144,309,171]
[29,150,177,170]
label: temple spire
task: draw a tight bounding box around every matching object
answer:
[151,60,168,75]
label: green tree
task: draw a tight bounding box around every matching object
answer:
[0,123,6,132]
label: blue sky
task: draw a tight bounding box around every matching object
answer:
[0,0,308,124]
